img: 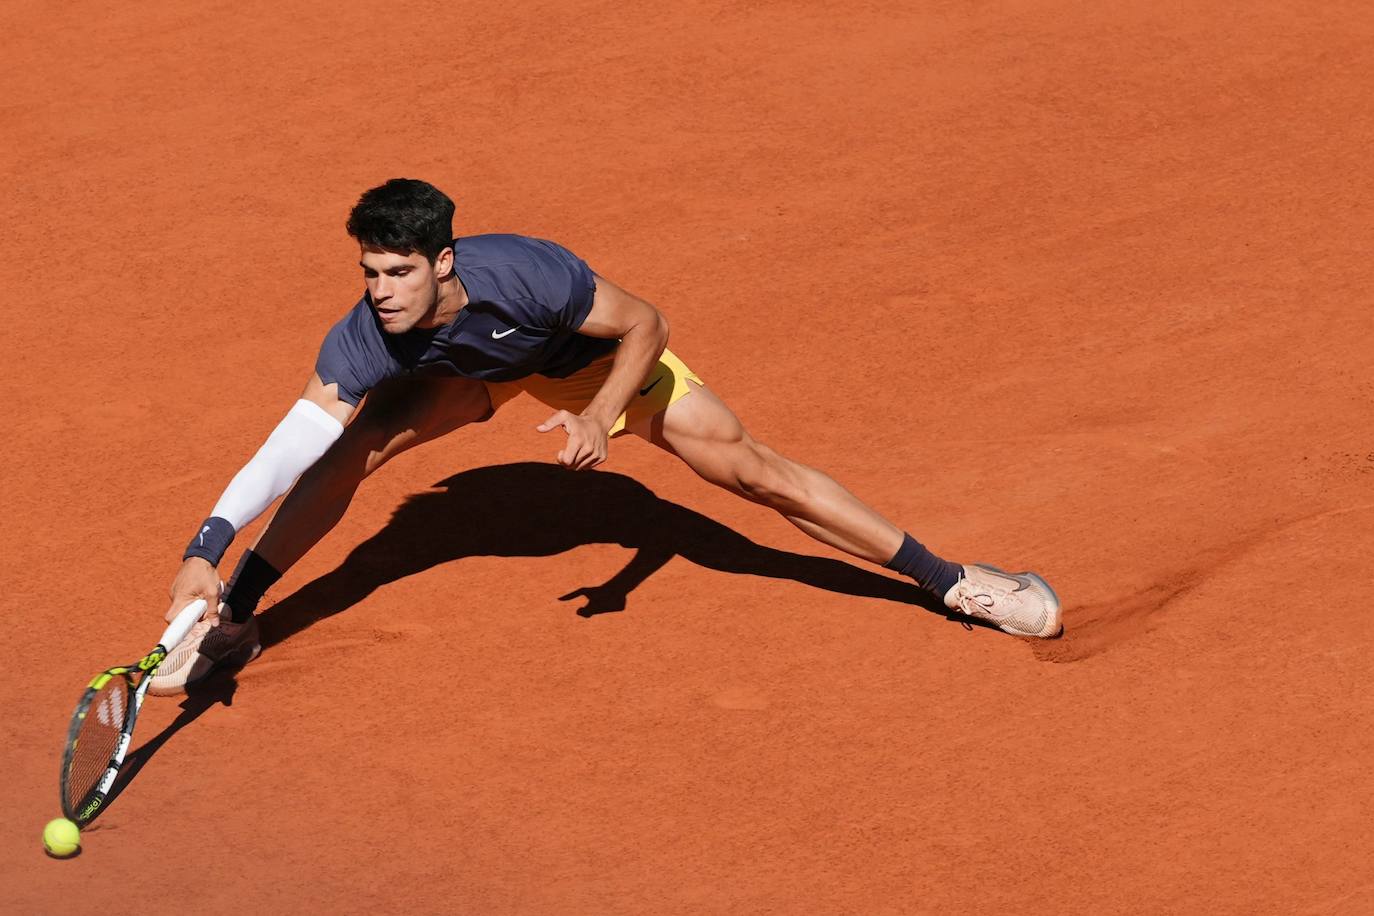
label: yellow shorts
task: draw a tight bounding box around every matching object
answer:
[483,347,703,437]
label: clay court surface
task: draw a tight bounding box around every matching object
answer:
[4,1,1373,912]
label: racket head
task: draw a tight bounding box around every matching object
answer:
[60,668,137,824]
[56,601,206,823]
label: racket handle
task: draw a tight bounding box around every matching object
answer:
[158,599,209,650]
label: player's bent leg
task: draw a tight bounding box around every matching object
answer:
[151,375,495,695]
[252,374,494,573]
[644,380,904,565]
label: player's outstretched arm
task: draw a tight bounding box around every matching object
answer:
[165,374,354,622]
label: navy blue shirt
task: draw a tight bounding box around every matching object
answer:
[316,234,618,405]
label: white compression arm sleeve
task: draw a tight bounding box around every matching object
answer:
[210,399,345,530]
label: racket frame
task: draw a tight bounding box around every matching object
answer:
[60,599,208,824]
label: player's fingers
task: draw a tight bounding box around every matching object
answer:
[166,590,205,624]
[536,410,571,433]
[580,440,607,470]
[572,436,598,470]
[170,595,198,625]
[556,429,578,462]
[575,445,601,471]
[564,427,589,463]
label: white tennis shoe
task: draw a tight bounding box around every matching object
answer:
[943,564,1062,638]
[147,604,261,696]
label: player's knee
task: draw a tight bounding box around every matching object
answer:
[327,417,398,482]
[290,440,367,505]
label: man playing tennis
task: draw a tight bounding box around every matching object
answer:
[151,178,1061,694]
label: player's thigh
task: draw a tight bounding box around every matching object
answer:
[338,374,493,475]
[642,380,770,487]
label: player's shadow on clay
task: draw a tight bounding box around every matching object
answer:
[95,675,239,826]
[258,461,946,649]
[110,464,947,811]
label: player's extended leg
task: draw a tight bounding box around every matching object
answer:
[642,382,1061,637]
[644,381,904,565]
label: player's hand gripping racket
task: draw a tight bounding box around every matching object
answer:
[59,599,207,824]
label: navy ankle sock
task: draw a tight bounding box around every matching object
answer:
[884,533,962,598]
[224,550,282,623]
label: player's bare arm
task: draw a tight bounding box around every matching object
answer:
[164,373,353,623]
[536,275,669,470]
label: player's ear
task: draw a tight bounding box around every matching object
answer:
[433,245,454,280]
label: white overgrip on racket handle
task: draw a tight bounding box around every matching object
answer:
[158,599,208,651]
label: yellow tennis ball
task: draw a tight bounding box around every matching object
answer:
[43,818,80,858]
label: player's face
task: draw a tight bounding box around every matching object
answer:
[359,246,441,334]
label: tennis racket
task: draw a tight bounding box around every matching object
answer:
[59,599,208,824]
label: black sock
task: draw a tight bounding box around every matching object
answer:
[224,550,282,623]
[884,532,962,598]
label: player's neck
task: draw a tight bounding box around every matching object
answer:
[423,274,469,328]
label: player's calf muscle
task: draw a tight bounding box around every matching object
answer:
[733,444,902,560]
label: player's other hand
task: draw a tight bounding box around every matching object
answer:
[536,410,609,470]
[166,557,222,624]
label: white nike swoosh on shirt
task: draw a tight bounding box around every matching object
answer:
[491,327,518,339]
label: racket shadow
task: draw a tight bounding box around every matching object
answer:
[96,674,240,822]
[258,461,950,650]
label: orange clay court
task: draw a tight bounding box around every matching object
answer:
[4,1,1373,912]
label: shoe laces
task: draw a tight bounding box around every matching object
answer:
[954,590,997,619]
[951,579,1012,625]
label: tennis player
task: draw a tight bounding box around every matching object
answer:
[150,179,1061,694]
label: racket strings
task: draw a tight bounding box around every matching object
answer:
[64,677,130,810]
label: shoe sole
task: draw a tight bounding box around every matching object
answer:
[147,640,262,697]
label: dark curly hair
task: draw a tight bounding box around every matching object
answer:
[346,178,455,261]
